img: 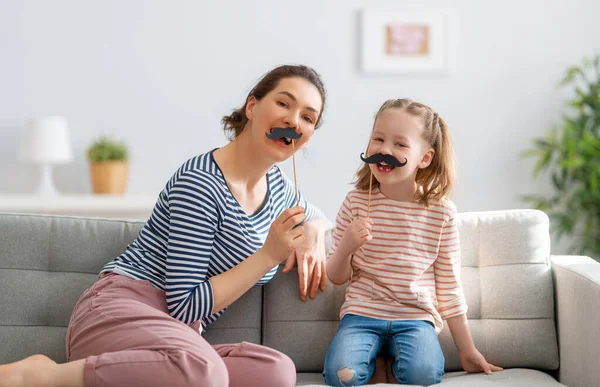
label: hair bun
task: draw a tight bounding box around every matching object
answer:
[231,111,243,122]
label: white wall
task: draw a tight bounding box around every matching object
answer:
[1,0,599,253]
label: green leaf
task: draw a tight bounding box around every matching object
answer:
[552,173,565,191]
[519,148,541,159]
[582,57,590,68]
[590,172,599,194]
[533,151,552,176]
[559,157,585,169]
[559,66,582,87]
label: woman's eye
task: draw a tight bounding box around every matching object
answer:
[373,138,383,142]
[277,101,288,108]
[396,143,406,147]
[303,116,314,124]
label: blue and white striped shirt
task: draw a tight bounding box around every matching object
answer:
[101,149,325,328]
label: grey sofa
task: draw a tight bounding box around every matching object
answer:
[0,210,599,387]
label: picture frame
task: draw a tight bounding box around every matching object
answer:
[360,9,454,75]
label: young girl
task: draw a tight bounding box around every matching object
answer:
[323,99,502,386]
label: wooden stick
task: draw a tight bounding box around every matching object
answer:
[367,170,373,217]
[292,140,299,206]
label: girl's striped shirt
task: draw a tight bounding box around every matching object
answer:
[329,188,467,333]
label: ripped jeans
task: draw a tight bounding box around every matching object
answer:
[323,314,444,386]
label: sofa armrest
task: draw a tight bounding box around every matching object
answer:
[551,255,600,387]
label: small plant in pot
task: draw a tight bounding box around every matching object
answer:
[86,137,129,194]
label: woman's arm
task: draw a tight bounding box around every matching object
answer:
[210,206,306,312]
[282,217,330,300]
[165,172,306,323]
[278,168,334,299]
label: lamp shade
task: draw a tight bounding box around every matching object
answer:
[20,116,73,164]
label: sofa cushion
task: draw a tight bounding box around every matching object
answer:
[263,266,347,372]
[263,210,559,372]
[0,214,143,364]
[443,210,558,371]
[0,213,263,364]
[203,286,262,345]
[296,368,566,386]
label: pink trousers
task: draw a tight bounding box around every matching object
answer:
[66,273,296,387]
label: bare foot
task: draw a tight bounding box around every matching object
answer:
[385,356,395,384]
[368,356,388,384]
[0,354,56,387]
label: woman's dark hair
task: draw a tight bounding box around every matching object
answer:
[221,65,326,139]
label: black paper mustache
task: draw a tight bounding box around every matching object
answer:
[360,152,407,167]
[265,127,303,140]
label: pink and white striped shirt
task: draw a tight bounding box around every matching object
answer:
[329,188,468,333]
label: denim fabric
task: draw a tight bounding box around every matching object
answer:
[323,314,444,386]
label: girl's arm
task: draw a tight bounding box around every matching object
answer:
[326,242,354,285]
[445,314,476,352]
[326,195,373,285]
[446,314,503,374]
[435,204,502,374]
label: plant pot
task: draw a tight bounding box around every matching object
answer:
[89,161,128,194]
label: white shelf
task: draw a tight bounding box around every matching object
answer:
[0,194,157,220]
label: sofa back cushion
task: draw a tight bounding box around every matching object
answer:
[0,214,143,363]
[263,210,559,372]
[0,213,262,364]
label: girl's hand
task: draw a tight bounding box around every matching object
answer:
[458,349,503,375]
[339,217,373,256]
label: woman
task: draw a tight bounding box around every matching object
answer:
[0,64,330,387]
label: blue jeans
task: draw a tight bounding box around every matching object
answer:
[323,314,444,386]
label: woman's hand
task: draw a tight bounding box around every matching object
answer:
[261,206,306,266]
[282,219,329,301]
[458,348,503,375]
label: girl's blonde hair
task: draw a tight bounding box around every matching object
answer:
[354,98,455,206]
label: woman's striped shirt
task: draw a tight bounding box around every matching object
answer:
[101,149,325,330]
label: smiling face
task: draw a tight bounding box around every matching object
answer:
[365,108,434,186]
[354,98,455,205]
[245,77,323,163]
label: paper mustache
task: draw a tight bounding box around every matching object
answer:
[265,127,302,206]
[265,127,303,143]
[360,152,407,167]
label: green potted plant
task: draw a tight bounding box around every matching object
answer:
[522,55,600,257]
[86,137,129,194]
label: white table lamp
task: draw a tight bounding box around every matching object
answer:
[20,116,73,196]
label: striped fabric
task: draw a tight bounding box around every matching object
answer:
[329,188,467,333]
[101,149,324,329]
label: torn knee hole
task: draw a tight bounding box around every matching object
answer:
[337,367,356,382]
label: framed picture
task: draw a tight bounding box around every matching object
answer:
[360,9,453,75]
